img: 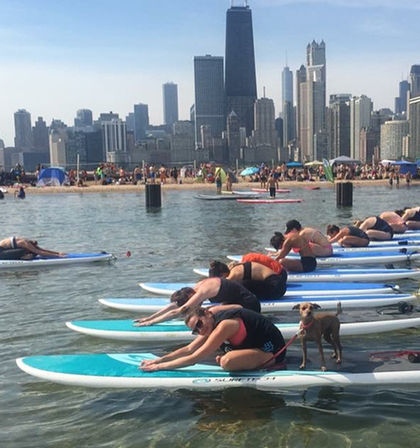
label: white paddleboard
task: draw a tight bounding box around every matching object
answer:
[16,353,420,390]
[66,317,420,342]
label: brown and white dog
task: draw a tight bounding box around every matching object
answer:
[292,302,342,371]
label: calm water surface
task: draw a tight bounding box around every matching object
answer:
[2,184,420,447]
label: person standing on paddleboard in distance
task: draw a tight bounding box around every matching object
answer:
[140,307,286,372]
[270,231,317,273]
[134,277,260,327]
[282,219,333,256]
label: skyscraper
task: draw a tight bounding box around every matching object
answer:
[193,55,225,148]
[380,120,409,160]
[163,82,179,126]
[225,3,257,136]
[298,41,327,160]
[409,96,420,160]
[74,109,93,128]
[327,94,351,159]
[253,97,277,149]
[395,80,410,115]
[350,95,372,160]
[14,109,33,150]
[133,104,149,142]
[410,65,420,98]
[32,117,49,153]
[282,66,295,146]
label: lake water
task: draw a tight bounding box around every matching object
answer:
[2,184,420,447]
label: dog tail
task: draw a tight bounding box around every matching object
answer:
[336,301,342,316]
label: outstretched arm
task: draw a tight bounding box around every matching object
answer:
[328,228,348,243]
[134,302,177,325]
[274,238,293,261]
[134,302,181,326]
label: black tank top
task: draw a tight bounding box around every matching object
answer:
[348,225,369,240]
[373,217,393,234]
[209,279,260,313]
[213,308,285,352]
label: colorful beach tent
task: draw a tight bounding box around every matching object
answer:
[391,161,418,176]
[286,162,303,168]
[240,167,259,176]
[36,167,67,186]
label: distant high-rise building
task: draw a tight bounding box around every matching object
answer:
[74,109,93,128]
[298,41,327,161]
[410,65,420,98]
[102,119,127,163]
[395,80,410,115]
[133,104,149,142]
[225,4,257,136]
[163,82,179,126]
[125,112,135,133]
[409,96,420,160]
[295,65,306,150]
[253,97,277,149]
[380,120,409,160]
[14,109,33,150]
[282,66,295,146]
[193,55,225,148]
[226,111,241,162]
[350,95,372,160]
[327,94,351,159]
[49,129,67,167]
[32,117,49,153]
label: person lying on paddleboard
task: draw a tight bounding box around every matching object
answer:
[283,219,333,256]
[270,231,317,273]
[134,278,260,326]
[354,216,393,241]
[140,307,286,372]
[208,258,287,300]
[379,211,407,234]
[326,224,369,247]
[0,237,66,260]
[396,207,420,230]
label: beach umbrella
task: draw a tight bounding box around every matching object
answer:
[240,167,259,176]
[286,162,303,168]
[214,166,227,183]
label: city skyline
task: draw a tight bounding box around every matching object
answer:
[1,0,419,146]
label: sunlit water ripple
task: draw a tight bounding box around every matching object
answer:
[2,184,420,447]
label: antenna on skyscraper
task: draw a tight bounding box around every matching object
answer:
[285,50,288,67]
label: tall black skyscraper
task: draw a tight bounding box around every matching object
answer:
[225,3,257,136]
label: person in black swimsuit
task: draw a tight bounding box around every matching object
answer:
[326,224,369,247]
[0,236,66,260]
[140,307,286,372]
[397,207,420,230]
[134,277,260,326]
[208,260,287,300]
[355,216,393,240]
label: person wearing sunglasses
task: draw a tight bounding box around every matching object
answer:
[140,307,286,372]
[134,277,260,327]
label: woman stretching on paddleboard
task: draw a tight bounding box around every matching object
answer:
[326,224,370,247]
[140,307,286,372]
[0,237,66,260]
[134,278,260,326]
[354,216,393,241]
[396,206,420,230]
[208,257,287,300]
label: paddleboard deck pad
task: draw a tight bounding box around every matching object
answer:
[66,317,420,342]
[99,293,416,313]
[16,353,420,390]
[237,198,302,204]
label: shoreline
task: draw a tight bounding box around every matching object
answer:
[4,178,419,195]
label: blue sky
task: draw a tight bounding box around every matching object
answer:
[0,0,419,145]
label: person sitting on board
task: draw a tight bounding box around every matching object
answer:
[140,307,286,372]
[282,219,333,257]
[379,211,407,234]
[326,224,369,247]
[0,237,66,260]
[396,207,420,230]
[134,278,260,327]
[208,258,287,300]
[270,231,317,273]
[354,216,393,241]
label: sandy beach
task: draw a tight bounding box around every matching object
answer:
[6,178,419,195]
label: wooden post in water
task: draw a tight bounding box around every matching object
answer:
[336,181,353,206]
[146,184,161,208]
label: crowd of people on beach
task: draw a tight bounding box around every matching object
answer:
[138,205,420,373]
